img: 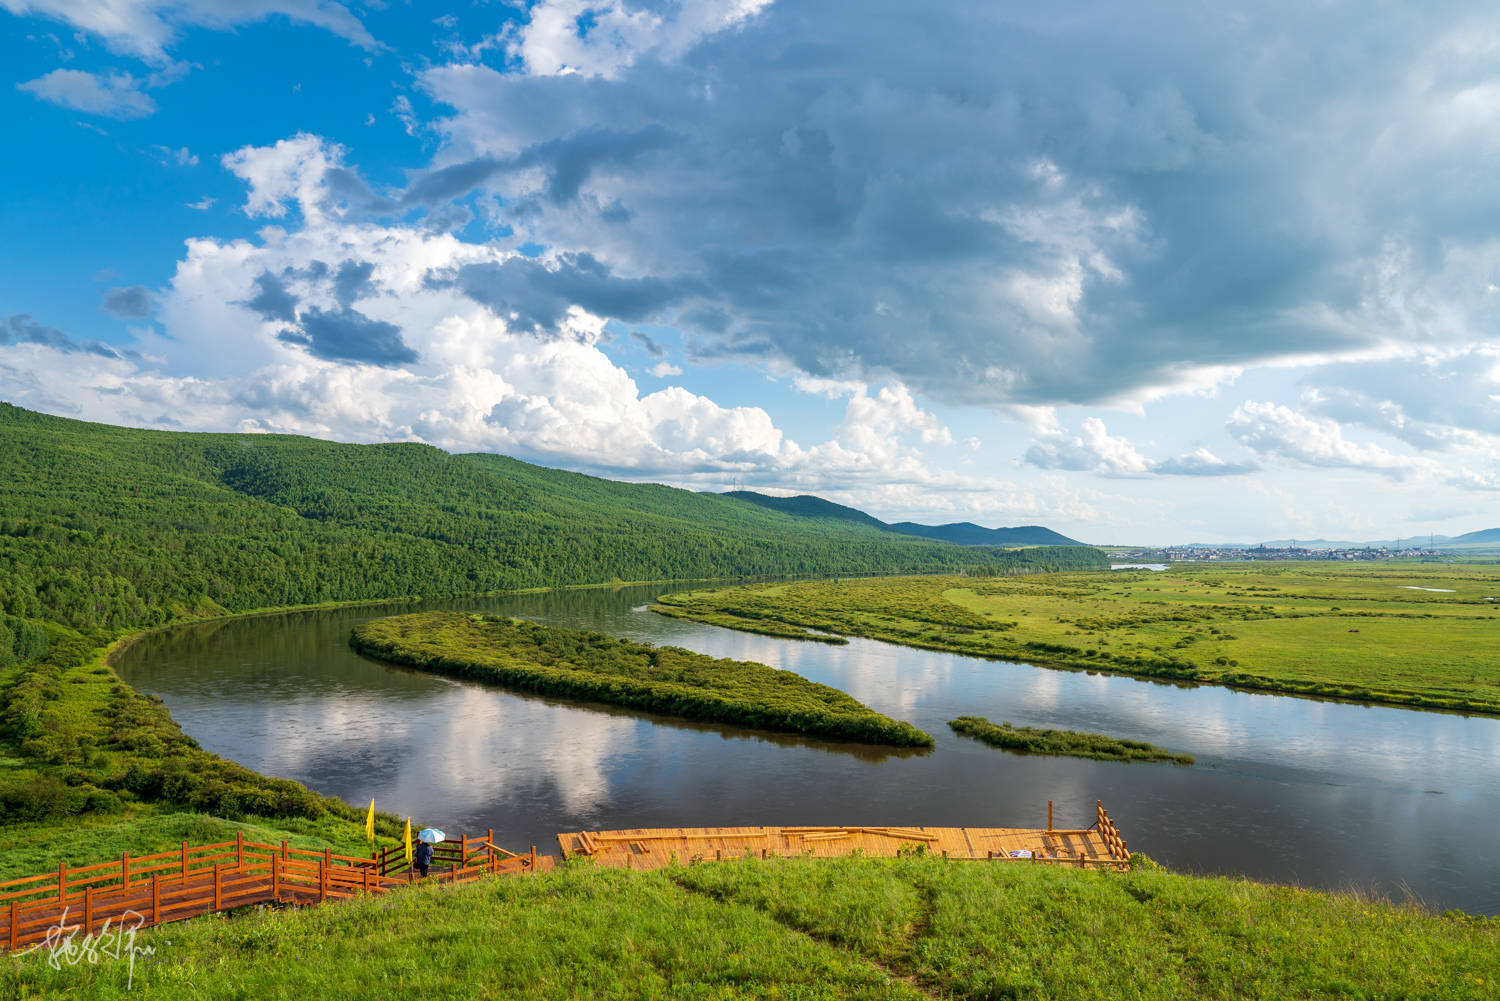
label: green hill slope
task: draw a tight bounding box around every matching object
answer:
[0,402,1105,636]
[4,855,1494,999]
[889,520,1083,546]
[722,489,892,528]
[725,489,1086,546]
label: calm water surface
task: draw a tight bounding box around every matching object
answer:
[116,584,1500,914]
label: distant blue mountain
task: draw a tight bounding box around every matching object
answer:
[724,491,1086,546]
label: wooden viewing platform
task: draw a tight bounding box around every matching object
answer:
[2,803,1127,953]
[559,801,1131,871]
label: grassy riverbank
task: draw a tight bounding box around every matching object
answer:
[6,854,1495,999]
[949,716,1195,764]
[655,564,1500,714]
[351,611,933,746]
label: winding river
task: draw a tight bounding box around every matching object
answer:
[115,583,1500,915]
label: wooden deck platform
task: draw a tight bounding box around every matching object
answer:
[558,803,1131,871]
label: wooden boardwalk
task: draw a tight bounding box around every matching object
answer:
[3,803,1127,952]
[559,802,1131,871]
[1,831,541,953]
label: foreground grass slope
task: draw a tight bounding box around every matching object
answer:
[351,612,933,746]
[0,401,1100,859]
[6,856,1494,999]
[656,564,1500,713]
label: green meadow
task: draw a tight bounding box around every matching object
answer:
[351,611,933,746]
[655,562,1500,714]
[5,855,1494,1000]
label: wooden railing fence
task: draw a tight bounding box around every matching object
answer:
[0,830,537,953]
[1095,801,1130,863]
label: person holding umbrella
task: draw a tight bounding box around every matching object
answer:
[414,827,444,879]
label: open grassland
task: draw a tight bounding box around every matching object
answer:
[5,855,1495,1000]
[656,563,1500,714]
[351,611,933,746]
[949,715,1195,765]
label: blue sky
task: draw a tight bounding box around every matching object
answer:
[3,1,1499,544]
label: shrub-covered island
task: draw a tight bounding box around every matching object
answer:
[949,715,1195,764]
[351,611,934,747]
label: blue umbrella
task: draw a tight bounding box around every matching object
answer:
[417,828,445,844]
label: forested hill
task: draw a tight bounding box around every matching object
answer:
[888,522,1083,547]
[0,403,1107,641]
[721,490,889,529]
[725,490,1085,547]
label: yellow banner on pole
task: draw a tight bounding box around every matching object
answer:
[404,818,413,864]
[365,798,375,843]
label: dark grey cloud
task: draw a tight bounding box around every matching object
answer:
[324,167,396,213]
[1300,354,1500,449]
[244,271,299,322]
[100,285,150,319]
[277,307,417,367]
[332,260,376,307]
[440,253,691,336]
[2,314,123,358]
[422,202,473,233]
[400,125,675,208]
[419,0,1500,407]
[630,330,666,357]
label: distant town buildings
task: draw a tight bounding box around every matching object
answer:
[1112,544,1449,563]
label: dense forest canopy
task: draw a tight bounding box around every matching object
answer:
[0,402,1106,638]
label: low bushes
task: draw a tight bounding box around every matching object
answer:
[948,715,1194,764]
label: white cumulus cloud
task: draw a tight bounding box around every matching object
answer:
[17,68,155,118]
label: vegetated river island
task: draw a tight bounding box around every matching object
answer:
[949,716,1195,764]
[350,611,934,747]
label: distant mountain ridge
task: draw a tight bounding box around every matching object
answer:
[723,491,1086,547]
[1449,528,1500,545]
[888,521,1084,547]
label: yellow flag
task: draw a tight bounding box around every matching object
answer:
[365,798,375,843]
[404,818,413,864]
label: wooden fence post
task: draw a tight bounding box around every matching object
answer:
[122,851,131,891]
[272,855,281,903]
[152,874,160,927]
[84,886,94,937]
[57,861,66,904]
[213,864,222,911]
[530,845,537,873]
[236,831,244,869]
[1048,801,1053,832]
[281,839,288,862]
[181,841,188,879]
[319,861,327,903]
[9,900,17,951]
